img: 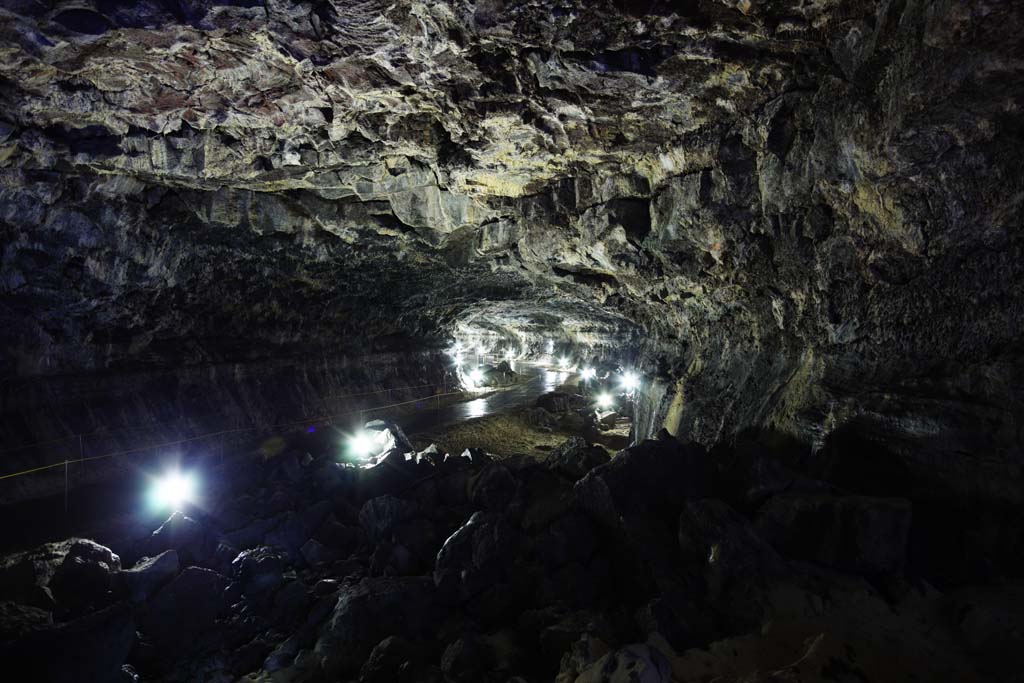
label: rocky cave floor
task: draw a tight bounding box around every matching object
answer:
[2,389,1023,683]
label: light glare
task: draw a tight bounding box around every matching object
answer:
[559,356,570,369]
[151,470,196,510]
[596,393,614,409]
[581,367,596,380]
[469,368,484,384]
[348,432,376,459]
[620,371,639,391]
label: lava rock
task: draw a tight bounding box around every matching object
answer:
[231,546,287,596]
[49,539,121,616]
[469,462,517,512]
[359,495,420,543]
[574,644,671,683]
[148,511,208,565]
[114,549,179,603]
[1,602,135,683]
[678,499,786,587]
[315,577,437,677]
[545,437,611,481]
[300,538,339,566]
[536,392,583,414]
[0,600,52,640]
[755,494,912,575]
[140,566,228,656]
[441,636,490,683]
[575,439,711,524]
[364,418,416,455]
[359,635,418,683]
[0,538,119,611]
[263,500,333,561]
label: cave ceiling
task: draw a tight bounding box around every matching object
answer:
[1,0,1023,450]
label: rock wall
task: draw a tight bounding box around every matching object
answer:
[1,1,1022,510]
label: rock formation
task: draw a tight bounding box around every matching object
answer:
[1,1,1023,679]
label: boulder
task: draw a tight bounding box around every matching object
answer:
[469,463,517,512]
[526,407,557,430]
[364,419,416,455]
[0,600,52,640]
[678,499,786,586]
[263,500,333,561]
[358,635,418,683]
[300,538,340,566]
[433,512,528,622]
[115,550,180,603]
[536,392,583,414]
[48,539,121,616]
[415,443,444,467]
[0,602,134,683]
[359,495,420,543]
[223,516,280,551]
[545,437,610,481]
[148,511,208,565]
[441,636,491,683]
[574,439,711,523]
[315,577,437,677]
[314,516,361,554]
[574,644,671,683]
[0,538,119,612]
[231,546,287,596]
[755,494,912,575]
[140,566,228,655]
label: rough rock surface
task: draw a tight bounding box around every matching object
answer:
[0,434,1017,681]
[2,1,1022,504]
[0,2,1023,679]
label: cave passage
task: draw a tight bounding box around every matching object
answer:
[1,1,1024,681]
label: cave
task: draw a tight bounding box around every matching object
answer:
[1,1,1022,681]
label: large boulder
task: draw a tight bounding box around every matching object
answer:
[314,577,437,677]
[231,546,288,596]
[139,566,228,656]
[536,392,583,414]
[148,511,208,566]
[0,602,134,683]
[48,539,121,616]
[114,550,180,604]
[574,439,711,526]
[0,538,120,614]
[363,419,416,456]
[263,500,333,561]
[469,463,518,512]
[545,437,610,481]
[359,495,420,543]
[755,494,912,575]
[433,512,530,623]
[678,499,786,587]
[574,644,672,683]
[0,600,52,640]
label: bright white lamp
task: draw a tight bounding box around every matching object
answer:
[151,470,196,510]
[620,371,639,391]
[348,432,376,459]
[596,393,614,410]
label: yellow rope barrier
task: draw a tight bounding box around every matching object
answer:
[0,389,466,483]
[0,383,448,456]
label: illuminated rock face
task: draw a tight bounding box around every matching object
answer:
[1,2,1023,499]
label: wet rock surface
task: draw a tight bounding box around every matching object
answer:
[0,433,1020,681]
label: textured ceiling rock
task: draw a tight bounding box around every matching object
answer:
[1,1,1023,496]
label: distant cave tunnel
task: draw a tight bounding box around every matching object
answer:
[2,1,1024,681]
